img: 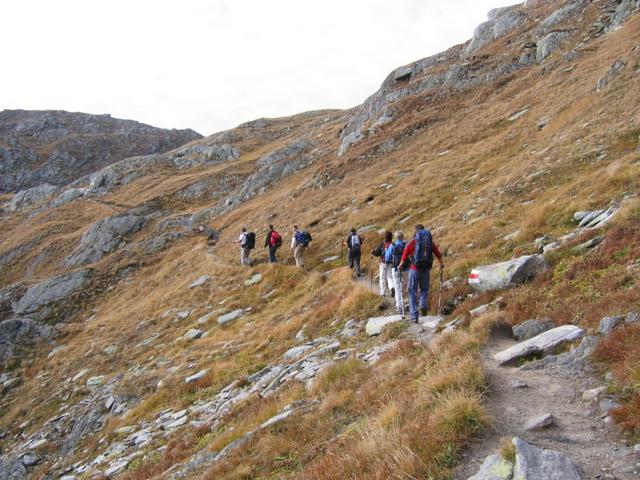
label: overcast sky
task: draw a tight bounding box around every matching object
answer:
[1,0,518,136]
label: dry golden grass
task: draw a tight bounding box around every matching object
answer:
[2,5,640,476]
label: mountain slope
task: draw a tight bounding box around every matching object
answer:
[0,110,202,193]
[1,0,640,479]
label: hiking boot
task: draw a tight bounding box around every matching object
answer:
[419,307,428,316]
[390,288,395,298]
[410,317,419,324]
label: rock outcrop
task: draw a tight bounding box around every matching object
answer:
[0,110,201,193]
[64,214,146,267]
[12,269,91,321]
[0,318,54,362]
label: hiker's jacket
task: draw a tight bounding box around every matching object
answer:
[238,232,247,247]
[347,234,362,251]
[264,231,279,248]
[401,238,443,271]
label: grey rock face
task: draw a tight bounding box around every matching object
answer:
[338,131,364,157]
[513,318,556,341]
[494,325,585,366]
[466,6,526,55]
[234,138,313,202]
[513,437,580,480]
[64,214,146,267]
[468,255,547,292]
[599,315,623,336]
[0,110,201,193]
[608,0,640,31]
[12,269,91,321]
[536,31,571,62]
[0,455,27,480]
[6,184,59,211]
[0,318,53,362]
[540,4,579,30]
[596,58,626,91]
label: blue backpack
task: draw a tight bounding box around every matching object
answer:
[393,240,407,269]
[412,229,433,270]
[383,243,394,264]
[295,230,312,247]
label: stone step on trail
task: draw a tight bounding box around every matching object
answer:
[365,315,442,336]
[493,325,584,366]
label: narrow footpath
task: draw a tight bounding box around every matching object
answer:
[455,327,638,480]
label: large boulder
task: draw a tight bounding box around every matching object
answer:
[64,214,146,267]
[0,455,27,480]
[494,325,584,366]
[513,437,580,479]
[468,453,513,480]
[468,437,581,479]
[12,269,91,321]
[468,255,547,292]
[0,318,54,362]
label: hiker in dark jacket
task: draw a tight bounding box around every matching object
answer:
[400,224,444,322]
[263,225,282,263]
[345,228,364,276]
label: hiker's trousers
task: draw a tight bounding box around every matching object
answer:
[392,268,407,312]
[240,247,252,266]
[294,245,306,267]
[348,249,361,275]
[268,245,278,263]
[379,263,394,296]
[408,268,431,320]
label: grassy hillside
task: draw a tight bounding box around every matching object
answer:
[1,1,639,478]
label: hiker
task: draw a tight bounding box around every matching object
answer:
[290,225,312,268]
[400,224,444,323]
[391,230,408,317]
[372,230,395,298]
[264,225,282,263]
[345,228,363,276]
[233,227,255,266]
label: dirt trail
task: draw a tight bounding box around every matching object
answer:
[455,329,638,480]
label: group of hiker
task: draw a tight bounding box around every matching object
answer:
[232,225,312,268]
[346,224,444,322]
[227,223,444,322]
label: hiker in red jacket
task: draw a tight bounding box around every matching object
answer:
[400,224,445,322]
[264,225,282,263]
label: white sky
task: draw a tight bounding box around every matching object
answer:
[0,0,518,136]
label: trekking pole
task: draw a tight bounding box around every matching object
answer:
[369,254,374,293]
[437,266,444,316]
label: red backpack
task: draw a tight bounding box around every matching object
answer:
[271,231,283,248]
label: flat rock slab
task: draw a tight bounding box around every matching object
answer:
[366,315,403,336]
[189,275,210,288]
[244,274,262,286]
[217,309,244,326]
[513,437,580,480]
[494,325,584,366]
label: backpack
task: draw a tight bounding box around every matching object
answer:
[371,242,384,257]
[348,234,361,251]
[271,231,282,248]
[245,232,256,250]
[383,243,394,264]
[393,240,407,269]
[412,229,433,270]
[296,231,312,247]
